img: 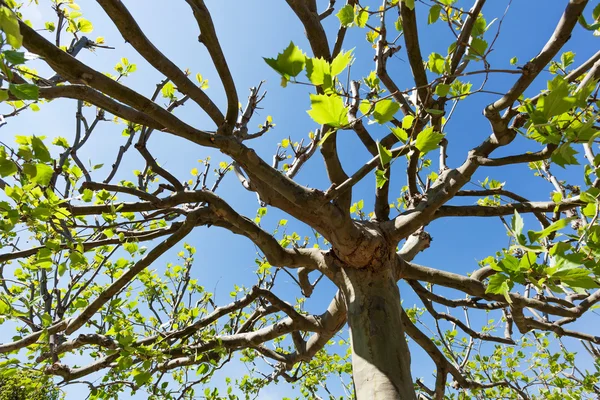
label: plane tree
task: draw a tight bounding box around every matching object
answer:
[0,0,599,399]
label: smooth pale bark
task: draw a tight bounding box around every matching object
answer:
[340,262,417,400]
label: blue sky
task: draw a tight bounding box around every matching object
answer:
[3,0,599,398]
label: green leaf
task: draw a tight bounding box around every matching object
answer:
[306,50,352,92]
[468,38,488,57]
[425,108,444,115]
[510,210,525,245]
[355,7,369,28]
[77,18,93,33]
[31,136,51,163]
[264,42,306,81]
[3,50,24,64]
[428,5,441,24]
[511,210,524,238]
[366,30,379,43]
[197,363,209,376]
[331,49,353,76]
[527,217,574,243]
[562,275,599,290]
[306,94,349,128]
[377,141,392,166]
[593,2,600,21]
[0,6,22,48]
[23,163,53,186]
[551,144,579,168]
[510,56,518,65]
[560,51,575,68]
[390,127,408,143]
[486,273,513,304]
[435,84,451,97]
[133,371,152,386]
[0,90,8,102]
[395,17,403,32]
[82,188,93,202]
[450,80,472,99]
[402,115,415,129]
[52,137,69,148]
[375,169,388,188]
[306,57,332,88]
[402,0,415,10]
[161,82,175,98]
[0,158,17,177]
[364,70,380,89]
[578,14,600,31]
[518,251,538,271]
[415,127,444,154]
[336,4,354,27]
[8,83,38,100]
[427,53,446,75]
[538,76,577,118]
[372,99,399,124]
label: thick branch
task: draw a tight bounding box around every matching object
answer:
[485,0,588,116]
[400,3,429,106]
[185,0,239,132]
[96,0,224,126]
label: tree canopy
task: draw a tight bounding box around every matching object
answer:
[0,0,599,399]
[0,368,61,400]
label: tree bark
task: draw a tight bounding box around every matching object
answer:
[340,261,417,400]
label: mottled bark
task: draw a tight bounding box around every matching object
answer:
[340,258,416,400]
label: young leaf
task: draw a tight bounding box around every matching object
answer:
[336,4,354,27]
[306,57,332,88]
[23,163,53,186]
[427,53,446,75]
[3,50,24,65]
[264,42,306,80]
[306,94,349,128]
[161,82,175,98]
[402,0,415,10]
[0,6,22,48]
[331,49,353,76]
[31,136,51,163]
[551,144,579,168]
[428,5,441,24]
[372,99,400,124]
[511,210,524,238]
[355,7,369,28]
[402,115,415,129]
[0,159,17,177]
[485,274,513,304]
[527,217,575,243]
[435,84,451,97]
[468,38,488,57]
[375,169,388,188]
[414,127,444,154]
[377,141,392,166]
[390,127,408,143]
[78,18,93,33]
[538,76,577,118]
[9,83,38,100]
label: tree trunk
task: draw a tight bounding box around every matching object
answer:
[340,262,417,400]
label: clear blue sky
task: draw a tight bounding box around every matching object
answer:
[5,0,598,398]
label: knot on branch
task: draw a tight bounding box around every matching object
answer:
[520,61,537,76]
[46,362,71,379]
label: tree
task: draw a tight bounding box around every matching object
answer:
[0,368,62,400]
[0,0,598,398]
